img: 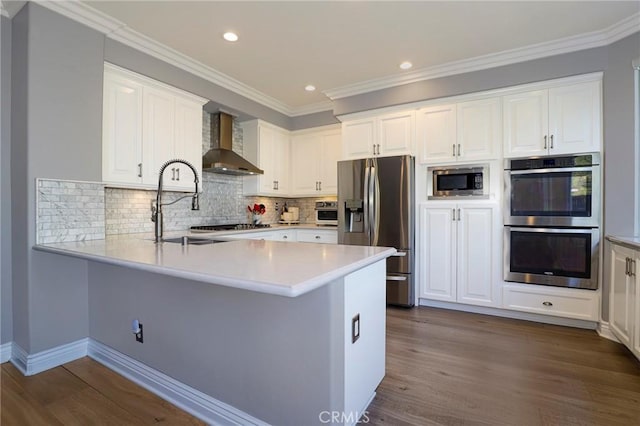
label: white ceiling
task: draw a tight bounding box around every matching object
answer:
[11,1,640,115]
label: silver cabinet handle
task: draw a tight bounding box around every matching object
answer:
[171,168,176,181]
[631,259,637,277]
[452,144,456,157]
[276,180,279,190]
[542,301,553,307]
[318,181,322,191]
[137,163,142,178]
[283,235,288,239]
[315,235,321,239]
[176,167,180,181]
[373,144,376,155]
[550,135,554,149]
[457,144,461,157]
[457,208,461,221]
[316,182,319,191]
[543,135,547,149]
[377,144,381,155]
[273,181,277,190]
[452,208,456,221]
[626,257,630,276]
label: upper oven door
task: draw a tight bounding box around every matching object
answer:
[504,166,600,226]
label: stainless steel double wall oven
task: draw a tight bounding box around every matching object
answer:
[503,153,600,290]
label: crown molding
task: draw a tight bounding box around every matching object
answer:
[1,0,26,18]
[35,0,328,117]
[324,12,640,100]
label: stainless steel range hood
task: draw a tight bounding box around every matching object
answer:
[202,112,263,176]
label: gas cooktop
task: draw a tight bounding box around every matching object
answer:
[190,223,272,232]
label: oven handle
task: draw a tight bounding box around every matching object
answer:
[505,226,597,235]
[507,166,595,175]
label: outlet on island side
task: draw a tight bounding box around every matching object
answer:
[132,319,144,343]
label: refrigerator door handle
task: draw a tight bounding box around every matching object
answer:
[370,158,380,246]
[364,160,371,244]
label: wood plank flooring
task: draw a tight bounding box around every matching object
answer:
[1,307,639,425]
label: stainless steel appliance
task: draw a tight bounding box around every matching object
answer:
[503,153,601,290]
[315,201,338,226]
[338,155,415,306]
[504,227,599,289]
[429,164,488,199]
[504,153,600,227]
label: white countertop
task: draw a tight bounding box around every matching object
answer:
[33,234,395,297]
[606,235,640,250]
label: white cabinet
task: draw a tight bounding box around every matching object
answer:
[102,64,206,192]
[609,243,639,360]
[418,202,499,307]
[503,80,601,157]
[290,127,342,196]
[297,229,338,244]
[502,284,599,321]
[342,111,413,159]
[417,97,500,164]
[242,120,290,196]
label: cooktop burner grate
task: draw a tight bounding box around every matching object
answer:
[191,223,272,232]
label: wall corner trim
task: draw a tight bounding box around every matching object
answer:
[10,338,88,376]
[0,342,12,363]
[597,321,621,343]
[88,340,269,426]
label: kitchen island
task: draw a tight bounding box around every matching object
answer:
[34,235,395,426]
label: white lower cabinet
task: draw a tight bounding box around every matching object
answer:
[297,229,338,244]
[502,284,599,321]
[609,243,639,359]
[418,202,500,307]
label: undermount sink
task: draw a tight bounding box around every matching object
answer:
[161,236,228,245]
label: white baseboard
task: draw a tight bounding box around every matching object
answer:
[10,338,88,376]
[597,321,620,342]
[87,340,268,426]
[0,342,12,363]
[418,299,599,330]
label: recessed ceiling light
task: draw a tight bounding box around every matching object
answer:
[399,61,413,70]
[223,32,238,42]
[305,85,316,92]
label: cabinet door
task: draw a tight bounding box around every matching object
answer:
[143,87,176,187]
[548,81,601,155]
[297,229,338,244]
[273,130,290,194]
[418,204,456,301]
[503,90,548,157]
[318,131,342,195]
[342,118,375,159]
[610,244,634,348]
[457,98,501,161]
[456,204,497,306]
[416,104,456,164]
[290,134,321,195]
[172,97,203,191]
[632,254,640,360]
[378,111,414,157]
[257,126,278,194]
[102,72,144,184]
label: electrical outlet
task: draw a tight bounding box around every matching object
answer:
[275,202,279,213]
[132,319,144,343]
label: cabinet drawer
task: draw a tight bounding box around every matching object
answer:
[296,229,338,244]
[503,284,599,321]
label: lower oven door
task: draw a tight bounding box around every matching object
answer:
[504,227,599,290]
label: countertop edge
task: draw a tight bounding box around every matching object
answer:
[606,235,640,251]
[32,243,396,298]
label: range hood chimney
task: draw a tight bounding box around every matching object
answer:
[202,112,263,176]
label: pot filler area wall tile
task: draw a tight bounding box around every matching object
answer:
[36,179,106,244]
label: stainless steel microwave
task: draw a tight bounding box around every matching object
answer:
[429,164,489,199]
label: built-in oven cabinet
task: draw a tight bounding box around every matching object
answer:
[342,111,414,160]
[418,202,501,307]
[417,97,501,164]
[503,80,601,158]
[502,283,599,321]
[609,242,640,360]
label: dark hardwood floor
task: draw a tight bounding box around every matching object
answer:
[1,307,639,425]
[367,307,640,426]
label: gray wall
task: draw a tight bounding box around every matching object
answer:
[1,16,12,345]
[11,3,104,352]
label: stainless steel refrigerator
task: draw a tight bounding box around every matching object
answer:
[338,155,415,307]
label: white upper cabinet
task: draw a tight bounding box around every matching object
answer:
[102,64,207,192]
[342,111,413,159]
[503,80,601,157]
[290,127,341,196]
[242,120,290,196]
[417,97,500,164]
